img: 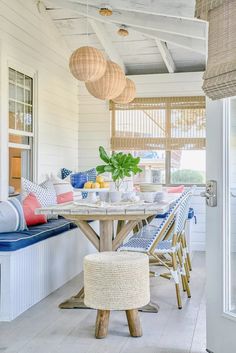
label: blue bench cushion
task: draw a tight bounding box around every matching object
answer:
[0,217,77,252]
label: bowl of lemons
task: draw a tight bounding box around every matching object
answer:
[83,176,110,190]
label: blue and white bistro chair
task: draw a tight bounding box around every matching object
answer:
[118,192,192,309]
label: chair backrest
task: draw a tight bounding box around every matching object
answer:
[144,189,193,252]
[145,193,185,252]
[173,189,193,236]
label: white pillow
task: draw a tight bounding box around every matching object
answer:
[48,174,73,194]
[21,178,57,207]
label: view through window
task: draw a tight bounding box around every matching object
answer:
[8,68,34,195]
[110,97,206,185]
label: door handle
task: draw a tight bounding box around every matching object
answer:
[200,191,211,198]
[201,180,217,207]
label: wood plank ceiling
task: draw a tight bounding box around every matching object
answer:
[44,0,206,75]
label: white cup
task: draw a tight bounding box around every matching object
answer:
[109,191,122,203]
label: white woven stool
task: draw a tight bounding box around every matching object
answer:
[84,251,150,339]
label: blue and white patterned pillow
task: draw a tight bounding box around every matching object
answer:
[61,168,72,180]
[0,198,27,233]
[21,178,57,207]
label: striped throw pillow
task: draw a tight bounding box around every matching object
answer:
[49,175,74,204]
[0,198,27,233]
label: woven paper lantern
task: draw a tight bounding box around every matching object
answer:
[69,46,107,82]
[85,60,126,100]
[112,78,136,104]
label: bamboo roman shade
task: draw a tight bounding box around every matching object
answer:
[195,0,224,20]
[110,96,206,151]
[195,0,236,100]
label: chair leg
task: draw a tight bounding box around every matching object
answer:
[172,253,182,309]
[182,233,192,272]
[183,274,191,299]
[126,309,142,337]
[187,252,192,271]
[177,249,186,292]
[177,248,191,299]
[95,310,110,339]
[180,239,191,282]
[184,260,191,282]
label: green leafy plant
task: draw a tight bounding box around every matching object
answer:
[96,146,142,191]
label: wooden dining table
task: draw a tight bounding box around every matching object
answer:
[37,194,180,313]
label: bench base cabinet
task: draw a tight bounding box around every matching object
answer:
[0,224,98,321]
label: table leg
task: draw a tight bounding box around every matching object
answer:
[100,220,113,251]
[58,219,157,312]
[59,287,90,309]
[139,302,160,313]
[59,220,114,309]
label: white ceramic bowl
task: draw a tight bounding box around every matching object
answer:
[141,192,156,203]
[154,191,165,202]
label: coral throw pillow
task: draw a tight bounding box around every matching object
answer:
[167,185,185,193]
[23,193,47,226]
[57,191,74,204]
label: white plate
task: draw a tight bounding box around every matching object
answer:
[73,188,109,192]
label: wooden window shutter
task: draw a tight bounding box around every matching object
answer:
[195,0,236,100]
[110,96,206,151]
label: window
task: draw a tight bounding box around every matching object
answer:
[170,150,206,185]
[8,68,34,194]
[110,97,206,185]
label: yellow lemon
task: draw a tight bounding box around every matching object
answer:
[100,181,110,189]
[84,181,93,189]
[96,175,104,183]
[91,182,100,189]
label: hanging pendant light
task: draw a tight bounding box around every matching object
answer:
[85,60,126,100]
[112,78,136,104]
[69,0,107,82]
[69,46,107,82]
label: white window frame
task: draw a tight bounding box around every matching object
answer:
[223,97,236,322]
[0,50,38,200]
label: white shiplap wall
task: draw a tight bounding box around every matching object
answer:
[0,0,79,197]
[78,81,110,170]
[78,72,206,250]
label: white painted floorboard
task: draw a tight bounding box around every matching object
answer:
[0,252,206,353]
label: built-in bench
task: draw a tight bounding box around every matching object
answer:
[0,218,97,321]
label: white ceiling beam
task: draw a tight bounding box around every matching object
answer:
[47,0,206,40]
[88,19,126,73]
[131,27,206,55]
[71,0,196,19]
[155,40,176,73]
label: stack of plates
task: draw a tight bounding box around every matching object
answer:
[139,183,163,192]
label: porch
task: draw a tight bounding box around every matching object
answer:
[0,0,235,352]
[0,252,205,353]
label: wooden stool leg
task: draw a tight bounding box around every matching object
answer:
[126,309,142,337]
[95,310,110,339]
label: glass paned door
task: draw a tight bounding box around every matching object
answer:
[206,98,236,353]
[229,98,236,313]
